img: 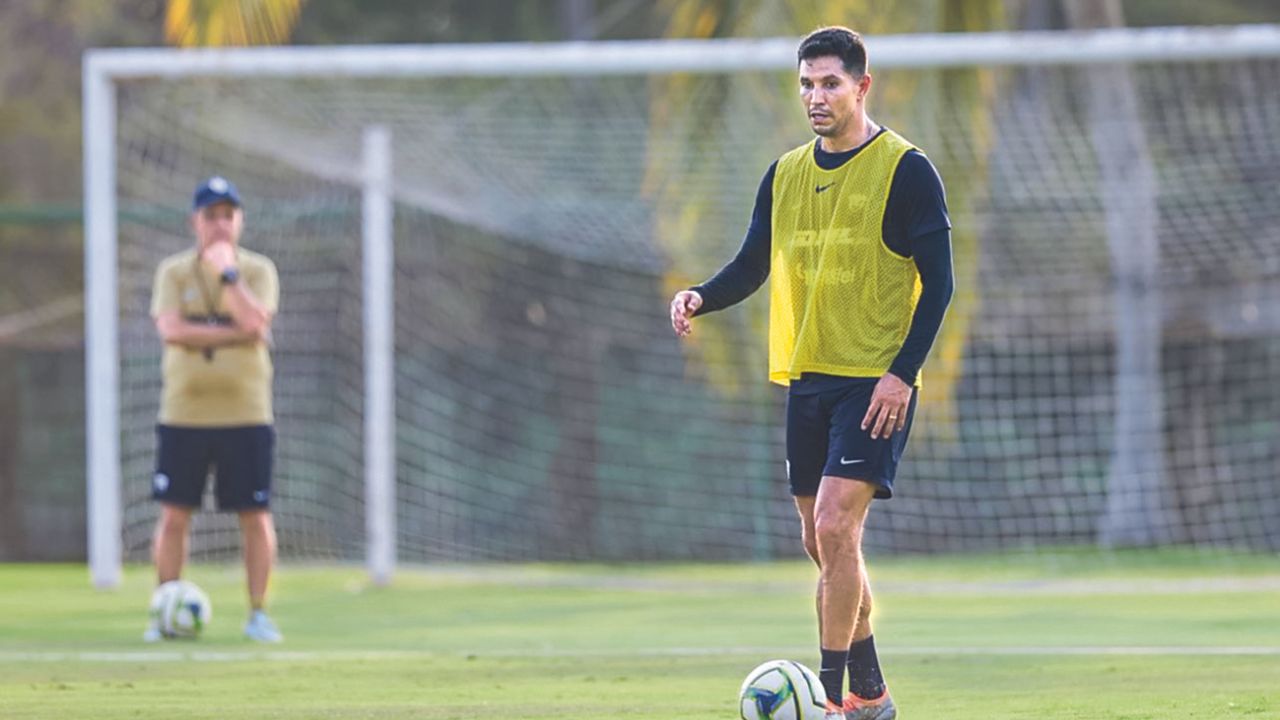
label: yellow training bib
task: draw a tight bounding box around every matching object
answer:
[768,130,920,386]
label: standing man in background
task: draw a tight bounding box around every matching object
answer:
[145,176,284,643]
[670,27,953,720]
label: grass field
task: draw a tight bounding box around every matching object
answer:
[2,550,1279,719]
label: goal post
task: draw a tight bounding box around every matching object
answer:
[83,58,120,589]
[362,124,395,588]
[84,25,1280,588]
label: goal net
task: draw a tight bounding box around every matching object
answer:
[86,27,1280,583]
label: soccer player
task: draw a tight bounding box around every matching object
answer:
[144,176,284,643]
[670,27,953,720]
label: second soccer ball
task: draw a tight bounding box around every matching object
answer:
[148,579,212,639]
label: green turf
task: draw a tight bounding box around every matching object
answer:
[1,551,1278,719]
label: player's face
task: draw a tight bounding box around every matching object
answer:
[192,202,243,247]
[798,56,866,138]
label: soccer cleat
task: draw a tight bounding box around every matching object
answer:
[825,699,847,720]
[243,610,284,643]
[843,690,897,720]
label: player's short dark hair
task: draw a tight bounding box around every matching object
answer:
[797,26,867,78]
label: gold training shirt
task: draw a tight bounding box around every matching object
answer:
[768,130,920,386]
[150,247,279,426]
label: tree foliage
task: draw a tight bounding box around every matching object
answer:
[165,0,305,47]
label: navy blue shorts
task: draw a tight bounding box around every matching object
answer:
[153,425,275,511]
[785,378,918,498]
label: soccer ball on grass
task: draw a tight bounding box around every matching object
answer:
[148,579,212,639]
[739,659,829,719]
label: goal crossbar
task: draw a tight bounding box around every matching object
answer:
[85,24,1280,80]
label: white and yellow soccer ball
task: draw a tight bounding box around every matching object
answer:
[739,659,829,720]
[148,580,212,639]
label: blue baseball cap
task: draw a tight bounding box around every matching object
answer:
[192,176,242,210]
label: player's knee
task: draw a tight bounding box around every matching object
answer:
[157,509,191,536]
[800,532,820,565]
[813,513,852,553]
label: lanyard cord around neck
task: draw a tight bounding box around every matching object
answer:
[191,253,221,361]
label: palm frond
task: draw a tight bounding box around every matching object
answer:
[166,0,304,47]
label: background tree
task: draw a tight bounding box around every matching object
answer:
[165,0,305,47]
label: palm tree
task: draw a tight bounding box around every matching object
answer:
[165,0,304,47]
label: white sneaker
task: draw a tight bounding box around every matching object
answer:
[142,618,164,643]
[243,610,283,643]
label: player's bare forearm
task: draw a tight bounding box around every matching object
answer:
[157,317,261,349]
[201,240,273,336]
[219,282,273,337]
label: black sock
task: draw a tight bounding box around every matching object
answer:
[819,647,848,706]
[847,635,887,700]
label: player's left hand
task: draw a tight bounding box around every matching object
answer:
[862,372,912,440]
[201,241,237,272]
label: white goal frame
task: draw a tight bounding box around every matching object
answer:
[84,24,1280,588]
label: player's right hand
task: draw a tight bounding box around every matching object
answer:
[670,290,702,338]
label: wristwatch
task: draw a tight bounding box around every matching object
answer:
[219,267,240,285]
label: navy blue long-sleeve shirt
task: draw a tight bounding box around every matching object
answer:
[691,130,954,388]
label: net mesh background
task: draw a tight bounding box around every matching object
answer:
[112,58,1280,561]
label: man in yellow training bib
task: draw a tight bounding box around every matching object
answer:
[670,27,953,720]
[145,176,284,644]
